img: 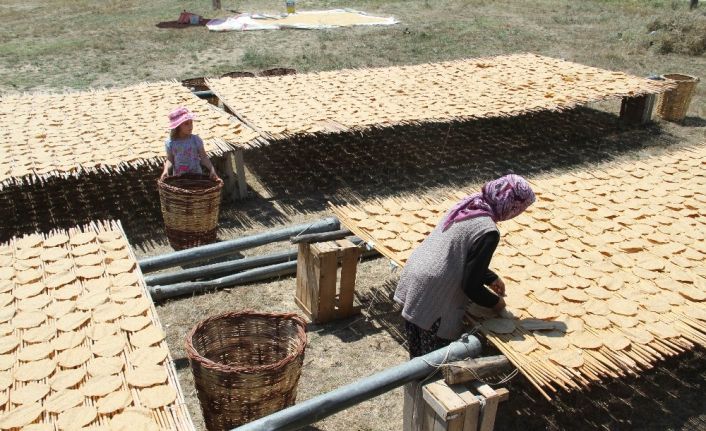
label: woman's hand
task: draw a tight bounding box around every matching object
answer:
[489,277,506,297]
[209,169,220,181]
[160,171,169,181]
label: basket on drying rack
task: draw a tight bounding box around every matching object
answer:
[185,311,307,431]
[656,73,700,122]
[157,174,223,250]
[258,67,297,77]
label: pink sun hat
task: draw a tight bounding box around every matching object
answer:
[168,106,197,129]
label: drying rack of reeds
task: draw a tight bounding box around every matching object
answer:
[0,220,195,429]
[0,81,263,191]
[207,53,674,141]
[331,141,706,400]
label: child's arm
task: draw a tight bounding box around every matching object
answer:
[161,146,175,180]
[198,144,219,180]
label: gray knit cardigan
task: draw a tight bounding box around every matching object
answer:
[394,216,498,340]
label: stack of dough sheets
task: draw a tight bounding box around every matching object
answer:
[0,221,194,430]
[208,53,672,140]
[332,142,706,399]
[0,81,261,190]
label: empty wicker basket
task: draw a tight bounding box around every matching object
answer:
[157,174,223,250]
[656,73,700,122]
[186,311,307,431]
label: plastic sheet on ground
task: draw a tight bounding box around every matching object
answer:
[206,9,398,32]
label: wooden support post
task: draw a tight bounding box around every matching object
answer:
[294,239,361,323]
[233,149,247,199]
[442,355,512,385]
[405,378,509,431]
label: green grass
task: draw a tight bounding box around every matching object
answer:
[0,0,704,117]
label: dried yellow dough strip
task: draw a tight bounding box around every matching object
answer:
[50,368,87,390]
[10,382,50,405]
[87,356,125,377]
[125,365,168,387]
[0,402,43,429]
[14,358,56,381]
[44,389,84,413]
[96,390,133,414]
[57,405,97,430]
[81,374,123,397]
[138,384,177,408]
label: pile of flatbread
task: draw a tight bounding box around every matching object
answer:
[208,53,671,139]
[0,82,259,187]
[333,142,706,396]
[0,221,194,430]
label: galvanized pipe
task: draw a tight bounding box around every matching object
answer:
[148,239,376,301]
[232,336,482,431]
[143,249,297,286]
[139,217,340,273]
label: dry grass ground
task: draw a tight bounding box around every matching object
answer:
[2,0,706,430]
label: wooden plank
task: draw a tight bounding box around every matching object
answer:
[293,296,313,321]
[471,382,500,431]
[313,242,338,323]
[403,381,426,431]
[305,245,320,321]
[337,240,361,317]
[233,149,247,199]
[422,381,467,420]
[450,384,480,431]
[221,152,239,201]
[295,243,309,311]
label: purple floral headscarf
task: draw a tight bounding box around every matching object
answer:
[442,174,536,231]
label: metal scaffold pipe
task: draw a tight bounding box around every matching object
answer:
[232,336,483,431]
[139,217,340,273]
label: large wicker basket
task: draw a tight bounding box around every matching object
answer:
[185,311,307,431]
[157,174,223,250]
[656,73,700,122]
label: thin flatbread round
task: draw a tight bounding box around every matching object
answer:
[15,235,43,250]
[15,248,41,260]
[0,354,14,371]
[583,314,611,330]
[584,286,612,300]
[57,346,92,368]
[93,302,122,322]
[23,324,55,344]
[10,382,50,405]
[562,288,589,303]
[482,318,516,334]
[0,372,11,391]
[121,297,151,317]
[110,285,142,302]
[138,384,176,408]
[45,300,75,318]
[572,332,603,349]
[57,405,97,430]
[371,229,394,241]
[46,272,77,289]
[52,283,83,301]
[527,303,559,320]
[17,293,51,311]
[128,346,168,367]
[17,343,53,362]
[71,242,100,257]
[0,402,43,429]
[0,306,13,324]
[683,305,706,321]
[97,231,122,243]
[44,260,73,275]
[96,390,133,414]
[14,358,56,381]
[678,286,706,302]
[45,389,84,413]
[0,335,19,354]
[74,254,103,267]
[82,374,123,397]
[109,407,159,431]
[44,234,70,247]
[52,331,85,351]
[642,297,671,313]
[534,330,569,350]
[603,333,631,351]
[647,322,679,338]
[608,314,639,328]
[549,348,584,368]
[15,268,43,285]
[50,368,87,391]
[76,291,109,311]
[76,265,104,279]
[112,273,138,287]
[92,334,125,357]
[607,298,638,316]
[130,326,165,348]
[87,356,125,377]
[106,259,134,275]
[83,278,112,292]
[14,282,45,299]
[120,316,151,332]
[13,310,47,329]
[0,267,13,282]
[87,323,118,340]
[125,365,168,388]
[40,247,69,262]
[507,336,539,354]
[56,311,91,332]
[69,231,97,246]
[534,290,562,305]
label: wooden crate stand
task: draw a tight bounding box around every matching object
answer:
[403,379,509,431]
[294,239,362,323]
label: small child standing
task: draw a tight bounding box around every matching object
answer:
[161,107,220,181]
